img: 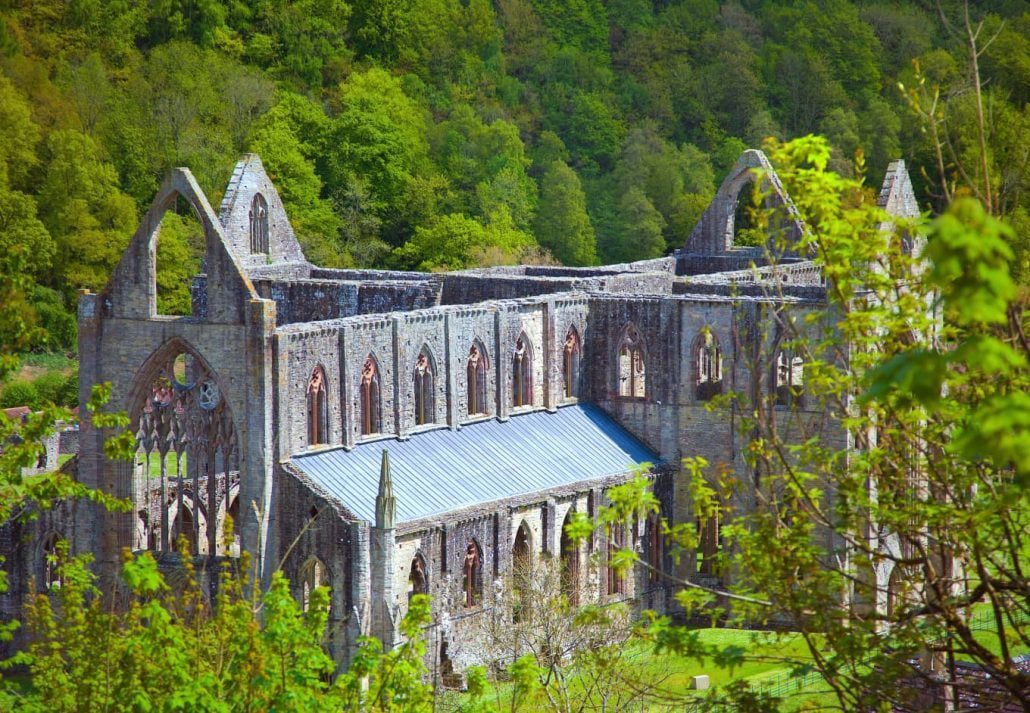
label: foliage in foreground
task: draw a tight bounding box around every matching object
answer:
[1,544,438,712]
[593,135,1029,710]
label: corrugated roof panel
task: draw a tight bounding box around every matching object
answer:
[290,404,660,524]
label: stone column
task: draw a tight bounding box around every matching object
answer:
[370,450,398,649]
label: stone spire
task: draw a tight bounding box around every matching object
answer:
[375,449,395,530]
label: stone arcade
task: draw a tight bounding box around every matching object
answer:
[0,150,920,677]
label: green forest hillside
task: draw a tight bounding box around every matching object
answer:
[0,0,1027,365]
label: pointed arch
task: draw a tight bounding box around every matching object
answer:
[512,332,534,408]
[39,531,63,591]
[693,329,723,401]
[249,192,269,254]
[130,339,237,557]
[512,520,532,622]
[360,355,382,436]
[299,556,331,613]
[408,552,428,603]
[647,512,663,584]
[467,340,489,417]
[560,510,580,606]
[617,323,646,399]
[606,522,626,595]
[562,325,582,399]
[307,365,329,446]
[773,336,805,408]
[104,168,256,323]
[462,538,483,608]
[413,346,436,426]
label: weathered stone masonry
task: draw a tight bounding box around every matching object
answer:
[0,151,921,673]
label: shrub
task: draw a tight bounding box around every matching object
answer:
[0,380,40,409]
[32,371,67,405]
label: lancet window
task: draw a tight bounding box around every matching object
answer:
[408,553,428,603]
[463,539,483,608]
[695,330,723,401]
[300,557,329,613]
[249,193,269,254]
[361,357,382,435]
[774,347,805,407]
[467,343,488,416]
[563,327,581,399]
[413,349,435,426]
[307,366,328,446]
[617,325,646,398]
[512,335,533,408]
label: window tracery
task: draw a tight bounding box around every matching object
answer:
[617,325,646,398]
[695,330,723,401]
[512,335,533,408]
[249,193,269,254]
[307,367,328,446]
[413,350,435,426]
[134,347,238,558]
[361,357,381,435]
[563,327,581,399]
[774,347,805,407]
[467,343,488,416]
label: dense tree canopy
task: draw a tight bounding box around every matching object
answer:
[0,0,1026,336]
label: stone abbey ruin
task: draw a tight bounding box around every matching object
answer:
[0,149,920,675]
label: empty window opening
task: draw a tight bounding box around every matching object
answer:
[606,523,626,596]
[512,521,531,622]
[462,539,483,608]
[560,511,580,607]
[41,532,62,591]
[617,325,646,398]
[647,513,663,584]
[697,509,721,576]
[408,553,428,603]
[307,366,329,446]
[775,348,805,408]
[156,195,204,316]
[413,349,435,426]
[249,193,269,254]
[512,335,533,408]
[300,557,329,613]
[360,357,382,436]
[467,343,488,416]
[695,330,723,401]
[563,327,581,399]
[733,179,763,248]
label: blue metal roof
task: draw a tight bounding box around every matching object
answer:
[290,404,660,524]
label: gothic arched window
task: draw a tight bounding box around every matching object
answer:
[560,510,579,606]
[512,521,532,622]
[462,539,483,608]
[694,330,723,402]
[563,326,581,399]
[512,334,533,408]
[360,357,381,436]
[41,532,62,591]
[774,347,805,408]
[408,553,428,603]
[606,523,626,596]
[617,325,646,398]
[307,366,328,446]
[467,343,488,416]
[300,557,330,613]
[413,349,435,426]
[647,513,663,584]
[249,193,269,254]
